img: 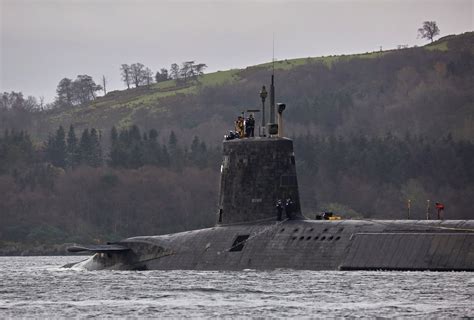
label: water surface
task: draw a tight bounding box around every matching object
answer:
[0,256,472,318]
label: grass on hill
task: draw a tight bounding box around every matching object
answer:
[44,32,466,131]
[425,41,449,52]
[257,50,389,70]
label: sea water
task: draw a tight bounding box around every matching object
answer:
[0,256,472,318]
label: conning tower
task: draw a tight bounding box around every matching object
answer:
[218,68,304,225]
[218,137,303,224]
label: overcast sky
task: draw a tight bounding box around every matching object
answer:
[1,0,473,103]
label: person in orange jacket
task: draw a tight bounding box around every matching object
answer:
[235,115,245,138]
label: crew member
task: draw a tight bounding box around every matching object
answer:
[276,199,283,221]
[235,116,245,138]
[245,114,255,138]
[285,198,294,220]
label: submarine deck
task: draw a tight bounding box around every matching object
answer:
[117,219,474,271]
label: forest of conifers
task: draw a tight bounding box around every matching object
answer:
[1,32,473,253]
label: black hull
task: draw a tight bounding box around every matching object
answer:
[70,219,474,271]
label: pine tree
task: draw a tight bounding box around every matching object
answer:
[189,136,207,168]
[46,126,67,168]
[130,144,144,168]
[167,130,183,170]
[78,128,91,166]
[189,136,200,165]
[144,129,160,165]
[66,125,78,168]
[89,128,103,167]
[168,130,177,153]
[129,125,141,142]
[109,126,124,168]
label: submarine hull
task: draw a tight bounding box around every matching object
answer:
[70,219,474,271]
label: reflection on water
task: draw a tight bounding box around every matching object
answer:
[0,256,472,318]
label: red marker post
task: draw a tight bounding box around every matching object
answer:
[435,202,445,220]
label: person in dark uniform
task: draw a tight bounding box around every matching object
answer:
[245,114,255,137]
[285,198,294,220]
[276,199,283,221]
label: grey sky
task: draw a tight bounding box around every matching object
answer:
[1,0,473,103]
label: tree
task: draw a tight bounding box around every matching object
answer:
[130,63,146,88]
[120,64,132,89]
[66,125,79,168]
[170,63,180,80]
[175,61,207,84]
[45,126,67,168]
[72,75,102,105]
[418,21,440,43]
[0,91,38,112]
[189,136,208,168]
[56,78,74,107]
[89,128,103,167]
[78,129,91,165]
[144,67,154,86]
[180,61,194,83]
[155,68,169,83]
[108,126,123,168]
[167,130,184,170]
[194,63,207,78]
[168,130,178,152]
[39,96,45,110]
[110,126,118,145]
[54,75,101,107]
[0,92,37,130]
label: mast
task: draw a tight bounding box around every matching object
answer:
[270,35,276,124]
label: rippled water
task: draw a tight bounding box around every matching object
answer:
[0,256,473,318]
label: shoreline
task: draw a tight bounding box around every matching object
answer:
[0,242,89,256]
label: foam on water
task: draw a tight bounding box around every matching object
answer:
[0,256,472,318]
[67,256,96,271]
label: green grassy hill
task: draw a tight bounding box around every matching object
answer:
[39,31,474,144]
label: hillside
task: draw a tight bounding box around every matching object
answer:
[1,32,473,253]
[37,31,474,145]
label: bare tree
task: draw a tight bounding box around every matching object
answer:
[193,63,207,78]
[418,21,440,43]
[180,61,194,83]
[144,68,154,86]
[39,96,45,110]
[120,64,132,89]
[170,63,180,80]
[130,63,145,88]
[177,61,207,84]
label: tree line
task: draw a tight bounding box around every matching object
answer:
[51,60,208,109]
[1,126,473,252]
[1,125,220,178]
[294,133,474,220]
[120,60,207,89]
[0,125,220,250]
[55,75,103,107]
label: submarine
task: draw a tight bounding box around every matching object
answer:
[66,76,474,272]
